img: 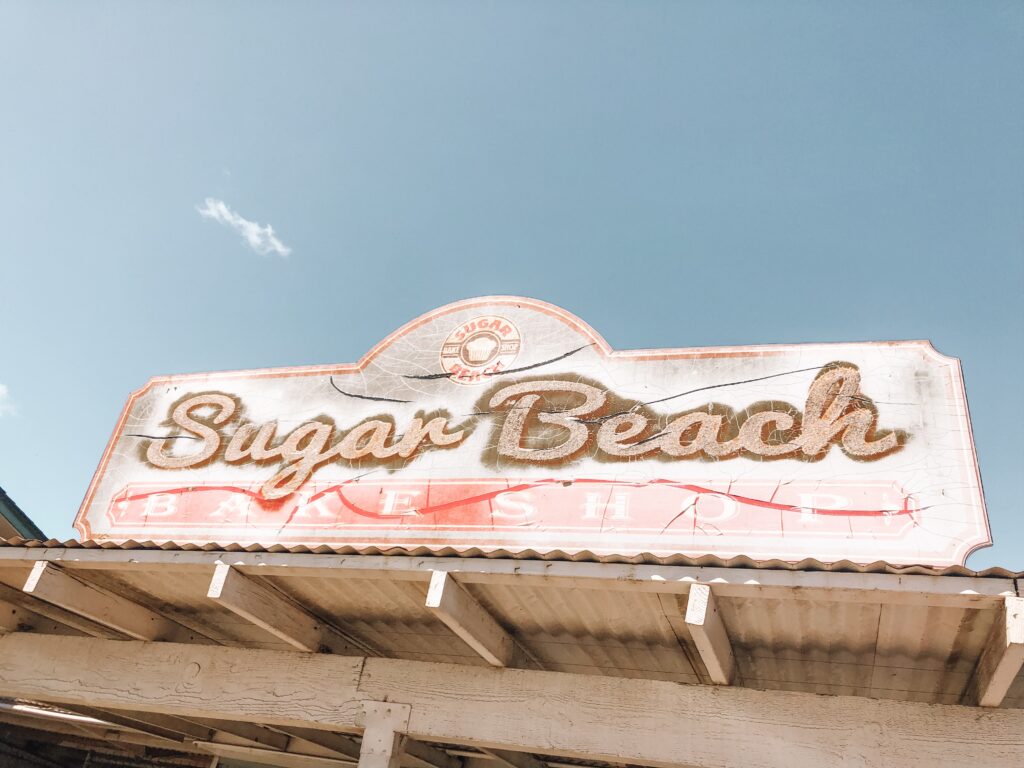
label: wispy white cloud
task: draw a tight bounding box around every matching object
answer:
[0,384,16,418]
[196,198,292,257]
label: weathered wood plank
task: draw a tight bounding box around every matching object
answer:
[404,738,462,768]
[0,634,1021,768]
[0,597,27,634]
[374,657,1024,768]
[63,705,212,742]
[968,596,1024,707]
[0,580,120,638]
[22,561,177,641]
[203,717,291,750]
[483,748,547,768]
[278,726,457,768]
[683,584,734,685]
[0,707,109,740]
[207,563,369,655]
[0,596,76,636]
[426,571,513,667]
[655,593,706,683]
[197,742,355,768]
[0,709,212,757]
[275,727,361,759]
[0,634,366,730]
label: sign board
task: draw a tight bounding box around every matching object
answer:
[75,297,990,566]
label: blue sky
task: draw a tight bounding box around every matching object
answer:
[1,1,1021,568]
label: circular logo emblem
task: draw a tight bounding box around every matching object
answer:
[440,316,522,384]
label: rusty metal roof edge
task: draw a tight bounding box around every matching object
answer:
[0,537,1019,578]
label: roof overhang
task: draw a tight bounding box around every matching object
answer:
[0,545,1021,767]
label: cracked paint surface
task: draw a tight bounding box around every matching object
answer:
[74,296,989,566]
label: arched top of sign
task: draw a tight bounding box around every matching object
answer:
[125,295,958,393]
[76,296,989,567]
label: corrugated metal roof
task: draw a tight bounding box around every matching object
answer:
[1,536,1020,578]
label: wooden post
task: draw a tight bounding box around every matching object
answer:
[357,703,410,768]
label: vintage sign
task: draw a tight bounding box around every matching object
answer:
[75,297,990,566]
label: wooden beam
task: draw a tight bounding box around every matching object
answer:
[278,725,457,768]
[0,597,42,634]
[425,571,513,667]
[0,580,118,638]
[196,742,355,768]
[656,593,707,683]
[0,708,109,741]
[0,708,215,759]
[0,597,25,634]
[207,563,362,655]
[404,738,462,768]
[0,633,366,729]
[683,584,735,685]
[204,717,291,750]
[22,561,178,641]
[62,705,212,742]
[968,596,1024,707]
[65,705,288,751]
[0,600,82,636]
[0,635,1022,768]
[274,727,361,760]
[482,749,547,768]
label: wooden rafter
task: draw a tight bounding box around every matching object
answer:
[22,562,181,641]
[968,596,1024,707]
[683,584,735,685]
[425,571,514,667]
[207,563,368,655]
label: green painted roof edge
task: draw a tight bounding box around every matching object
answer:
[0,486,46,541]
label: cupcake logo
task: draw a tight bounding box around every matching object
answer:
[440,315,522,384]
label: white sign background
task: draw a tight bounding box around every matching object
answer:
[75,296,989,566]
